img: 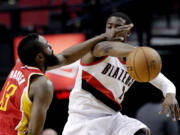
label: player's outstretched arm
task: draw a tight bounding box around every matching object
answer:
[47,25,132,70]
[150,73,180,121]
[47,34,108,70]
[92,41,136,57]
[26,76,54,135]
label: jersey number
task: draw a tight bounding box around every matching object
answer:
[0,81,17,111]
[119,86,125,100]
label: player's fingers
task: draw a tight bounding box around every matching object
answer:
[159,105,166,115]
[129,23,134,28]
[165,106,170,117]
[169,105,176,121]
[127,24,134,30]
[175,104,180,120]
[113,37,124,41]
[115,24,133,32]
[166,110,170,117]
[24,129,28,135]
[121,24,133,29]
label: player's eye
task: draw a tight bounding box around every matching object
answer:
[107,25,112,29]
[107,23,113,28]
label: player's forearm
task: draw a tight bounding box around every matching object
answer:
[93,41,135,57]
[27,102,49,135]
[108,42,135,57]
[58,34,106,65]
[27,113,46,135]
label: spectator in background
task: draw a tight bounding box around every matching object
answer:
[42,128,58,135]
[136,92,180,135]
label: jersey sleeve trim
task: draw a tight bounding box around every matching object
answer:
[26,73,44,103]
[118,58,126,64]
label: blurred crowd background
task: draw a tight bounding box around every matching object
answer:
[0,0,180,134]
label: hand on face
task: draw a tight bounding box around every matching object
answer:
[159,93,180,121]
[114,23,134,34]
[105,23,134,41]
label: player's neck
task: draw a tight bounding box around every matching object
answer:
[31,64,46,73]
[39,66,46,73]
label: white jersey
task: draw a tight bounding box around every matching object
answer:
[63,56,150,135]
[64,56,175,135]
[69,56,135,115]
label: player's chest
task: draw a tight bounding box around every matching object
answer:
[85,58,133,85]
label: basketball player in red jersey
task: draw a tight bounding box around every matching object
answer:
[0,32,122,135]
[62,12,180,135]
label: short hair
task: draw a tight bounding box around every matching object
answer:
[109,12,132,25]
[18,33,42,65]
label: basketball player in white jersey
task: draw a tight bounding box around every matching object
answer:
[62,12,180,135]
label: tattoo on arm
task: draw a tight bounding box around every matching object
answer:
[103,46,113,53]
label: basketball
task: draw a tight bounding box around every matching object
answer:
[126,46,162,82]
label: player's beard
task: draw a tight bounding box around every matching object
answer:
[44,53,60,69]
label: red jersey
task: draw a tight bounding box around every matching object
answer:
[0,62,44,135]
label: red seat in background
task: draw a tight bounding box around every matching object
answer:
[0,13,10,28]
[18,0,49,27]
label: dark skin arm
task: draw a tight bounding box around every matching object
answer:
[82,41,135,64]
[47,34,108,70]
[27,75,53,135]
[93,41,135,57]
[47,25,132,70]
